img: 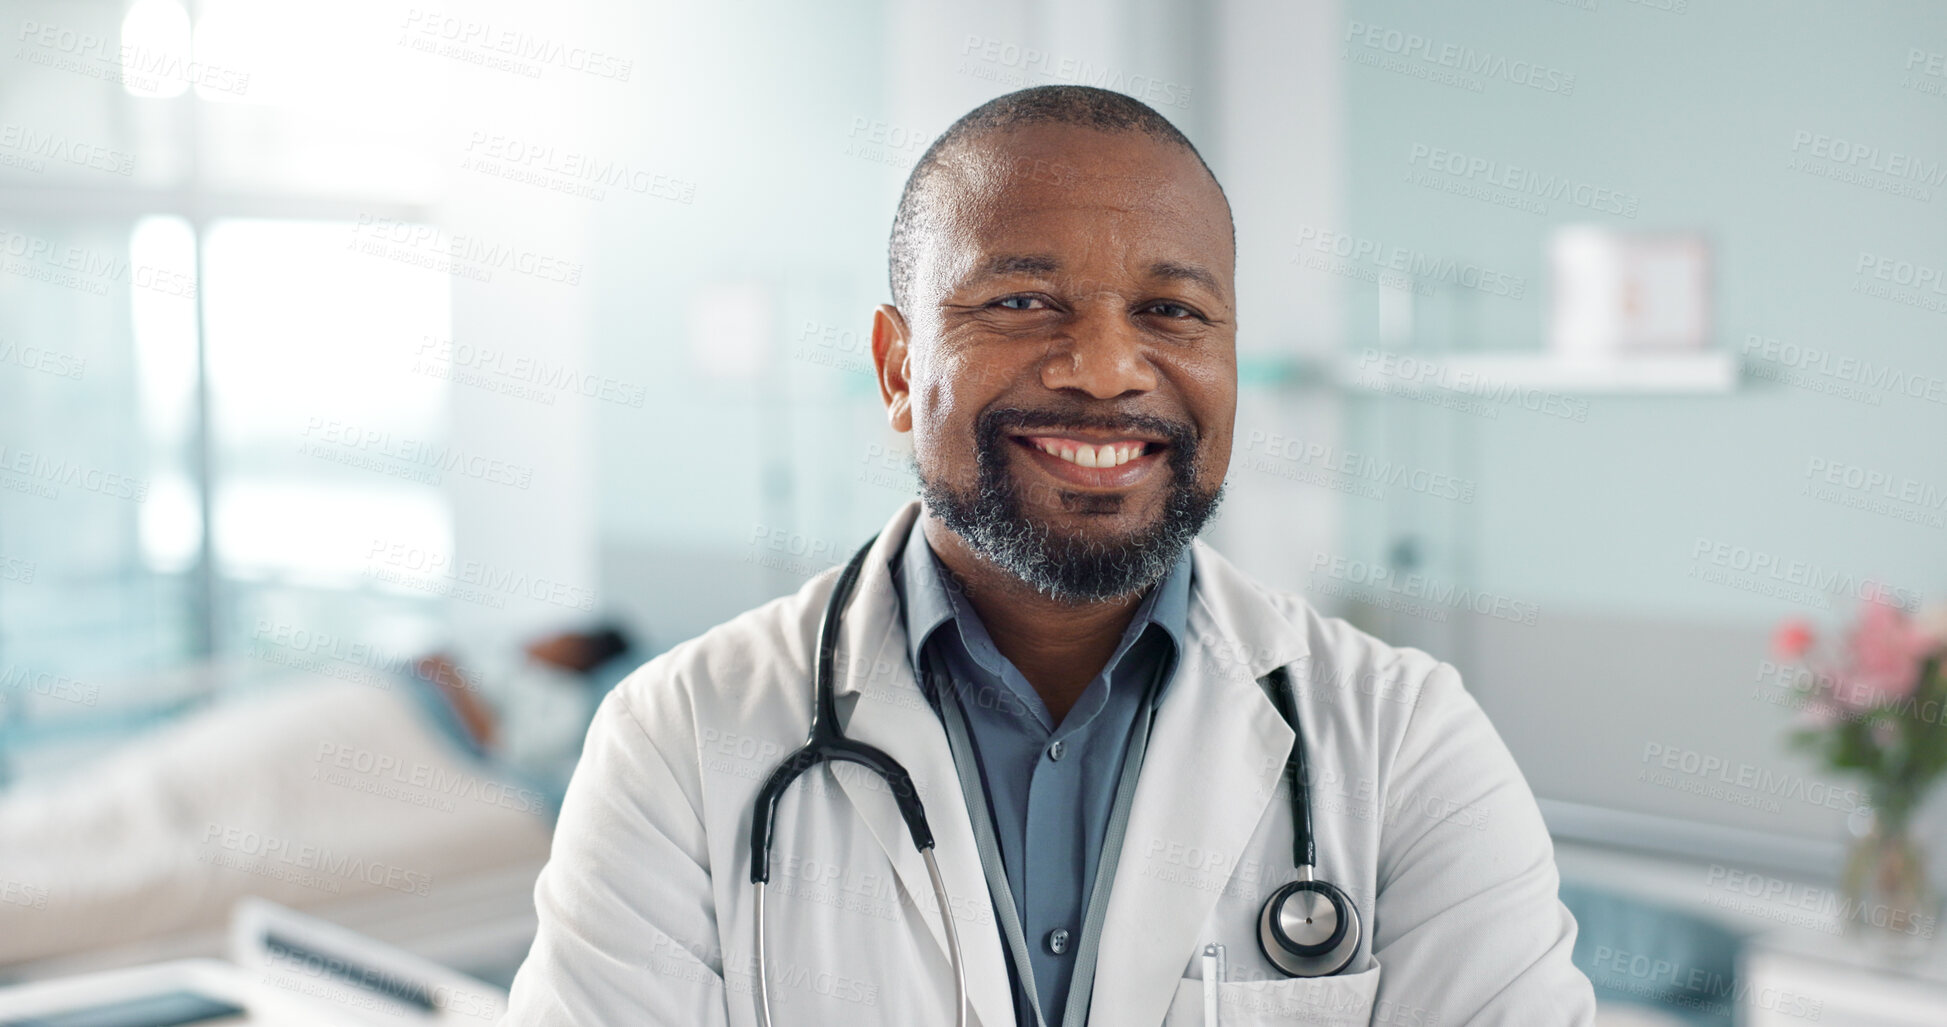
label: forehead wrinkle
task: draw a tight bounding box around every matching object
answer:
[1148,260,1223,295]
[909,136,1233,307]
[932,134,1221,229]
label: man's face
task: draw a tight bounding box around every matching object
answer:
[876,124,1237,602]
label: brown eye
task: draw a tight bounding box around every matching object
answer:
[994,295,1048,311]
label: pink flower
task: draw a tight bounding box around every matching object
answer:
[1773,619,1816,661]
[1833,598,1934,711]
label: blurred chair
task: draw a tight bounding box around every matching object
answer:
[1562,880,1746,1027]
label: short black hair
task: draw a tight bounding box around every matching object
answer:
[887,85,1230,311]
[581,625,632,666]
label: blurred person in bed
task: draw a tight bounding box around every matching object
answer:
[415,623,639,802]
[0,621,638,968]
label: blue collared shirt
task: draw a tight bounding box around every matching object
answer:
[892,516,1192,1025]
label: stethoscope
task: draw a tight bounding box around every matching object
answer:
[745,534,1360,1027]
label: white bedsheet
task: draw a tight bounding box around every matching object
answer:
[0,674,553,966]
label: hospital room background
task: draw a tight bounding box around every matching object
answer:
[2,0,1944,1022]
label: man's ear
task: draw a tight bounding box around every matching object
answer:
[872,304,914,433]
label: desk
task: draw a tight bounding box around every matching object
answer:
[1738,927,1947,1026]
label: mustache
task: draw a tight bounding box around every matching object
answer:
[973,406,1200,468]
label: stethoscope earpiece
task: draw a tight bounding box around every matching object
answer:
[1257,874,1361,977]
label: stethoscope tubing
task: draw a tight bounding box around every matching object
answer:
[748,533,968,1027]
[747,531,1358,1024]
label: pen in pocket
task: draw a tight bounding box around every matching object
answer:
[1201,943,1225,1026]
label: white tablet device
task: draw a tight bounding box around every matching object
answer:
[228,899,508,1027]
[0,957,333,1026]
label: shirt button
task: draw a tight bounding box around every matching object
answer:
[1046,928,1070,955]
[1048,740,1066,761]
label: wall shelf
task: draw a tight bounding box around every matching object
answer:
[1342,351,1739,395]
[1238,350,1740,396]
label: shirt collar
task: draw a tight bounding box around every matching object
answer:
[892,513,1195,701]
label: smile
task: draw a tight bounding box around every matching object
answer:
[1006,431,1172,491]
[1022,436,1157,469]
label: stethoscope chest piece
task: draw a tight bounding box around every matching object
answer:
[1257,875,1361,977]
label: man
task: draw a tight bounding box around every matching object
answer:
[503,86,1596,1025]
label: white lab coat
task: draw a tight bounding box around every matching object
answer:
[502,501,1597,1025]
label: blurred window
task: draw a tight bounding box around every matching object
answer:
[0,0,450,752]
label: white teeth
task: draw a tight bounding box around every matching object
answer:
[1032,439,1146,468]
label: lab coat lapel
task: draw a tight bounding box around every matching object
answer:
[1086,540,1312,1027]
[827,502,1014,1027]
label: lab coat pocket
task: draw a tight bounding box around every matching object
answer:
[1163,962,1382,1026]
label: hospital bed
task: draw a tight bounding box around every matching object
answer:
[0,659,555,971]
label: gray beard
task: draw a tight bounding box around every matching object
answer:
[916,408,1224,605]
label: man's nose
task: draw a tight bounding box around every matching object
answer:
[1038,310,1159,399]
